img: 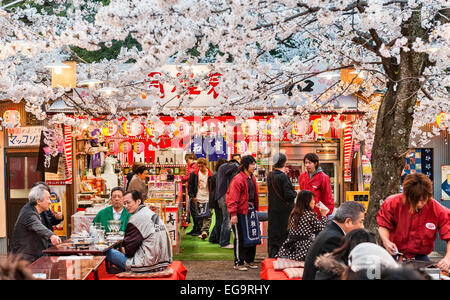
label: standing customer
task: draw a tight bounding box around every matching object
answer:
[105,190,172,273]
[208,159,228,244]
[183,153,199,235]
[231,153,241,164]
[276,191,329,261]
[188,157,213,240]
[126,162,144,191]
[127,165,149,197]
[377,173,450,271]
[182,153,198,183]
[267,153,297,258]
[215,158,240,248]
[298,153,334,219]
[11,185,62,262]
[226,155,259,271]
[302,201,365,280]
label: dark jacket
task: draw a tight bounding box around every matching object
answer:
[126,171,135,190]
[267,170,297,250]
[215,162,239,201]
[40,210,64,232]
[208,172,218,209]
[302,221,345,280]
[11,203,54,262]
[188,168,213,200]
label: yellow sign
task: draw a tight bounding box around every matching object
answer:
[346,191,370,211]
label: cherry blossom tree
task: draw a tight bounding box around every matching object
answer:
[0,0,449,232]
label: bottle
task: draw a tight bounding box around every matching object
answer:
[89,224,97,244]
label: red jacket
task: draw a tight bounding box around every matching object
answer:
[377,193,450,258]
[226,171,259,217]
[298,170,334,219]
[182,162,198,183]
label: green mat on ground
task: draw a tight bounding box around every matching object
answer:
[173,210,235,261]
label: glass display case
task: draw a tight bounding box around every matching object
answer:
[147,180,179,206]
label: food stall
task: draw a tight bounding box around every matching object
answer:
[60,110,358,256]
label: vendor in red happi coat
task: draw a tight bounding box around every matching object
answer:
[298,153,334,220]
[377,173,450,272]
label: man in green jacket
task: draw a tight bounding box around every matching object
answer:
[93,187,130,233]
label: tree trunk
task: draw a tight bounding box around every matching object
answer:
[364,10,428,234]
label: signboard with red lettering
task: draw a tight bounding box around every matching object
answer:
[7,126,42,147]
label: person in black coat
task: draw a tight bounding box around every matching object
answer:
[267,153,297,258]
[215,159,240,248]
[302,201,366,280]
[11,186,62,262]
[314,228,376,280]
[208,159,228,244]
[31,182,64,232]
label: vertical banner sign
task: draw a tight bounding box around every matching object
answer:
[442,165,450,201]
[64,125,73,184]
[403,148,433,181]
[343,122,353,182]
[165,207,178,246]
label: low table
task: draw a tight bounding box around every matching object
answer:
[43,239,122,256]
[29,256,106,280]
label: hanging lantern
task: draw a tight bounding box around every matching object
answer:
[248,141,258,153]
[3,109,21,127]
[123,121,144,136]
[101,122,118,137]
[241,119,258,136]
[237,141,248,153]
[153,120,166,136]
[119,141,132,153]
[292,120,308,136]
[133,142,145,154]
[437,113,449,127]
[267,118,281,137]
[178,121,191,138]
[313,118,331,135]
[145,121,154,136]
[108,141,119,153]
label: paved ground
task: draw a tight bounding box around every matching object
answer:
[181,259,263,280]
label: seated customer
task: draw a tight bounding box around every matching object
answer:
[276,190,328,261]
[302,201,366,280]
[11,185,62,262]
[127,165,149,197]
[31,182,64,232]
[105,190,172,273]
[314,228,376,280]
[93,187,130,233]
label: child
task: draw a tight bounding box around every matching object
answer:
[276,190,329,261]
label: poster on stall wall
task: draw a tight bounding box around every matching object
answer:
[46,184,67,237]
[442,165,450,201]
[361,155,372,191]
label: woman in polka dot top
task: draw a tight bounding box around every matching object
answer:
[277,190,329,261]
